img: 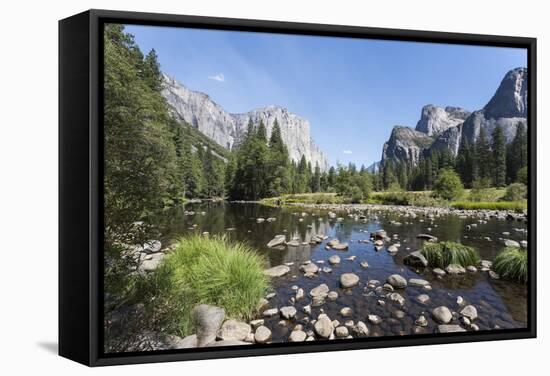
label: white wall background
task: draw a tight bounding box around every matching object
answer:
[0,0,546,374]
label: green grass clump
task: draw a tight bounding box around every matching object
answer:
[493,247,528,284]
[145,235,269,336]
[261,193,343,206]
[450,201,526,211]
[421,241,480,268]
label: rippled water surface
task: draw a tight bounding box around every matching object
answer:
[160,202,528,340]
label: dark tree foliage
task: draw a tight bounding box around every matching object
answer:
[492,126,507,187]
[507,122,528,183]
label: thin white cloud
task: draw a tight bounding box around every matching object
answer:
[208,73,225,82]
[342,150,353,155]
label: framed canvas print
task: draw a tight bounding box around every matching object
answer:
[59,9,536,366]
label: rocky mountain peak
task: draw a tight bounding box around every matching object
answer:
[382,126,434,165]
[483,67,528,119]
[162,74,329,170]
[415,104,470,136]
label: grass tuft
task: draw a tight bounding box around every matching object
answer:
[144,235,269,336]
[493,246,528,284]
[421,241,480,268]
[450,201,526,212]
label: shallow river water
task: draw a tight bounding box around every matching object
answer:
[160,202,528,341]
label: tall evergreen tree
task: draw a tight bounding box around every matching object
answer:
[475,127,492,182]
[492,126,507,187]
[266,120,290,196]
[506,122,528,183]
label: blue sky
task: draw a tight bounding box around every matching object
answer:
[124,24,527,167]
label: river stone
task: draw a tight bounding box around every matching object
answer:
[340,307,352,317]
[328,239,340,247]
[368,314,382,325]
[328,255,341,265]
[360,261,369,268]
[300,263,319,274]
[193,304,225,347]
[296,288,305,300]
[267,235,286,248]
[340,273,360,288]
[373,230,387,239]
[387,274,407,289]
[254,326,271,344]
[310,284,330,299]
[404,251,429,267]
[417,234,438,242]
[256,218,265,223]
[332,242,349,250]
[445,264,465,275]
[287,240,300,247]
[374,240,384,247]
[467,265,478,273]
[460,305,478,321]
[432,306,453,324]
[415,315,428,327]
[172,334,198,349]
[489,270,500,279]
[387,245,399,253]
[409,278,430,287]
[416,294,430,304]
[314,316,334,338]
[480,260,493,269]
[280,306,297,320]
[303,305,312,314]
[352,321,369,337]
[327,291,339,300]
[250,319,264,330]
[436,325,466,333]
[218,320,251,341]
[504,239,521,248]
[263,265,290,277]
[389,292,405,306]
[335,326,349,338]
[289,330,307,342]
[206,339,251,347]
[393,310,406,319]
[263,308,279,317]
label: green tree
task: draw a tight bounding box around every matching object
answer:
[456,139,474,188]
[475,127,492,182]
[492,126,507,187]
[266,120,290,196]
[433,169,464,200]
[506,122,528,183]
[311,163,322,192]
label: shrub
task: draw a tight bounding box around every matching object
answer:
[433,169,464,200]
[517,166,528,185]
[421,241,480,268]
[145,235,269,336]
[493,247,528,284]
[503,183,527,201]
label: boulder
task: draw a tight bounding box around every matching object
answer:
[416,294,430,304]
[328,255,341,265]
[300,263,319,274]
[332,242,349,250]
[445,264,466,275]
[387,245,399,253]
[335,326,349,338]
[267,235,286,248]
[408,278,430,287]
[328,239,340,247]
[263,265,290,277]
[415,315,428,327]
[263,308,279,317]
[340,307,352,317]
[327,291,339,300]
[417,234,438,242]
[433,268,446,277]
[504,239,521,248]
[436,325,466,333]
[280,306,297,320]
[295,288,305,300]
[389,292,405,306]
[314,316,334,338]
[352,321,370,337]
[368,314,382,325]
[286,240,300,247]
[193,305,225,347]
[217,320,251,341]
[340,273,360,288]
[404,251,429,267]
[289,330,307,342]
[387,274,407,289]
[432,306,453,324]
[460,305,478,321]
[254,326,272,344]
[310,284,330,299]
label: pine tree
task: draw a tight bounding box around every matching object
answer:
[311,163,321,192]
[142,49,163,91]
[506,122,528,183]
[492,126,507,187]
[266,120,290,196]
[475,127,492,182]
[456,139,474,188]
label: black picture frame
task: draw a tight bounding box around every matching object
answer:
[59,8,537,367]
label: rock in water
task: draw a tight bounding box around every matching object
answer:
[289,330,307,342]
[267,235,286,247]
[340,273,360,288]
[335,326,349,338]
[408,278,430,287]
[328,255,341,265]
[314,316,334,338]
[445,264,466,275]
[432,306,453,324]
[460,305,478,321]
[300,263,319,274]
[416,234,438,242]
[352,321,370,337]
[263,264,290,277]
[310,284,330,298]
[280,306,297,320]
[436,325,467,333]
[404,251,428,267]
[254,326,272,343]
[217,320,251,341]
[387,274,407,289]
[193,305,225,347]
[332,242,349,250]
